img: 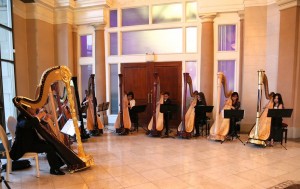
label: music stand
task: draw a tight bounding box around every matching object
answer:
[130,105,147,132]
[267,109,293,118]
[194,105,213,136]
[223,110,245,145]
[98,102,110,127]
[160,104,177,138]
[267,109,293,149]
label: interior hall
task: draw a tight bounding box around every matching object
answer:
[0,0,300,188]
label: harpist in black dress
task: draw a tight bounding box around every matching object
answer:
[194,92,207,137]
[269,93,284,144]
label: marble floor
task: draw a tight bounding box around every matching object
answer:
[2,127,300,189]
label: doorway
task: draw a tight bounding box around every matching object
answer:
[121,62,182,128]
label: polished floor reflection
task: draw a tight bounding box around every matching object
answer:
[3,128,300,189]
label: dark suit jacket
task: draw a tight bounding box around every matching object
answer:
[163,99,171,105]
[9,114,43,160]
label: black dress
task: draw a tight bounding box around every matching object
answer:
[228,101,241,136]
[269,106,283,142]
[163,99,171,135]
[128,100,138,128]
[194,100,206,135]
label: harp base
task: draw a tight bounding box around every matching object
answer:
[116,127,130,135]
[208,134,226,141]
[147,130,161,137]
[90,129,101,136]
[177,131,192,139]
[82,154,94,167]
[67,154,94,173]
[247,138,267,146]
[115,128,124,134]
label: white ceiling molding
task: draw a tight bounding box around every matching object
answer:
[244,0,278,7]
[55,0,76,8]
[26,2,54,24]
[198,0,244,14]
[74,6,105,25]
[35,0,55,8]
[111,0,177,7]
[75,0,112,8]
[276,0,300,10]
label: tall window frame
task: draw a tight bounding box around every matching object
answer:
[107,1,199,56]
[0,0,16,131]
[77,26,96,101]
[212,12,241,118]
[106,1,199,116]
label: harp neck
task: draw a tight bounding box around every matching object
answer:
[218,72,232,99]
[152,73,160,129]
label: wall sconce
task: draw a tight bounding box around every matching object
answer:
[145,53,155,62]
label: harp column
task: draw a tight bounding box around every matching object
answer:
[276,1,300,138]
[93,23,106,103]
[199,13,216,105]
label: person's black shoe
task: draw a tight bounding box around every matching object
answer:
[50,169,65,175]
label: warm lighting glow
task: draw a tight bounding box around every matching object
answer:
[186,27,197,53]
[122,28,183,55]
[122,6,149,26]
[186,1,197,21]
[152,3,182,24]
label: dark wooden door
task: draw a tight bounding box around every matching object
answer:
[121,62,182,128]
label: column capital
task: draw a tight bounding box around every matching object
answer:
[92,23,106,31]
[199,13,217,23]
[276,0,300,10]
[238,10,245,20]
[54,7,74,25]
[72,25,78,32]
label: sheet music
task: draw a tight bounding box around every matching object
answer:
[61,119,81,136]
